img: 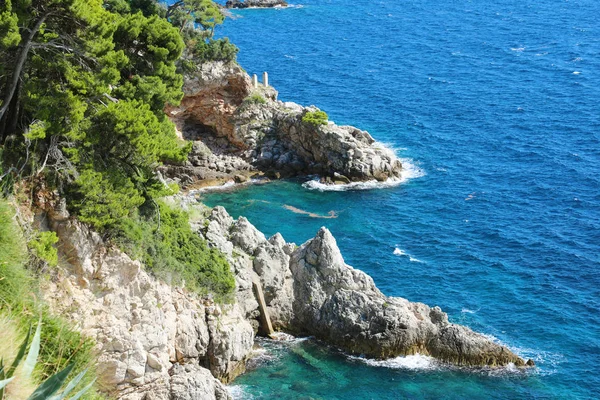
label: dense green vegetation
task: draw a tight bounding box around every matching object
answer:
[302,110,329,126]
[0,0,236,298]
[0,199,101,399]
[0,1,240,394]
[115,201,235,300]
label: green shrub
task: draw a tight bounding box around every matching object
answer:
[28,231,59,268]
[0,199,30,308]
[302,110,328,126]
[36,314,98,390]
[243,93,267,106]
[115,201,235,301]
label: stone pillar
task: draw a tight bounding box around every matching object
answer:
[252,74,258,88]
[252,277,274,337]
[262,71,269,87]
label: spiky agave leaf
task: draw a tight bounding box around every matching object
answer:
[47,368,87,400]
[7,325,32,379]
[67,378,96,400]
[22,319,42,379]
[0,376,15,390]
[27,363,74,400]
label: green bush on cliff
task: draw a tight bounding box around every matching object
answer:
[190,38,239,65]
[243,93,267,106]
[28,230,59,269]
[302,110,329,126]
[115,201,235,300]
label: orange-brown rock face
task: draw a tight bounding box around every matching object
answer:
[165,61,252,148]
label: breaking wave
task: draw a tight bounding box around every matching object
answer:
[302,158,424,192]
[348,354,437,370]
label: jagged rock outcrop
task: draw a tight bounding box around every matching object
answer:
[40,201,253,400]
[164,61,403,188]
[288,228,530,366]
[198,206,532,368]
[166,62,252,147]
[204,207,295,331]
[225,0,288,9]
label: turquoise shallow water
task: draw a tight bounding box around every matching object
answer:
[205,0,600,398]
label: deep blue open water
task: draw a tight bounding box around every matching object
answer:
[205,0,600,398]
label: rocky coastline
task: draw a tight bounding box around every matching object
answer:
[163,61,403,190]
[35,63,532,400]
[225,0,288,9]
[38,194,533,399]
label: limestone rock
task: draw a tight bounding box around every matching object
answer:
[42,198,530,400]
[206,303,254,382]
[163,61,403,186]
[253,238,294,329]
[42,210,253,399]
[197,206,529,368]
[230,216,266,254]
[170,364,231,400]
[165,61,252,147]
[288,227,529,367]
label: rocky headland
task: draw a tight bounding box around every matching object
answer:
[37,193,532,399]
[225,0,288,9]
[32,61,531,400]
[163,61,403,189]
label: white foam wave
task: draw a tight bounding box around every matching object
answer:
[461,308,478,314]
[573,71,581,75]
[511,47,525,52]
[269,332,299,341]
[393,248,406,256]
[350,354,437,370]
[394,247,423,263]
[228,385,254,400]
[192,180,236,193]
[303,158,424,192]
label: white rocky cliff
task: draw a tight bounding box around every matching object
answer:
[40,200,252,400]
[38,198,532,399]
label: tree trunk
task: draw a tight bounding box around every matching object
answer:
[0,13,49,135]
[5,80,21,137]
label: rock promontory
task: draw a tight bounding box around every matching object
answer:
[289,228,529,366]
[201,206,533,368]
[164,61,403,189]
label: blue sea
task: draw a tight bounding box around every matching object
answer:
[206,0,600,398]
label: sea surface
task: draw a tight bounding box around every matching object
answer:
[205,0,600,398]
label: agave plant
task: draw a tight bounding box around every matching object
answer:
[0,319,95,400]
